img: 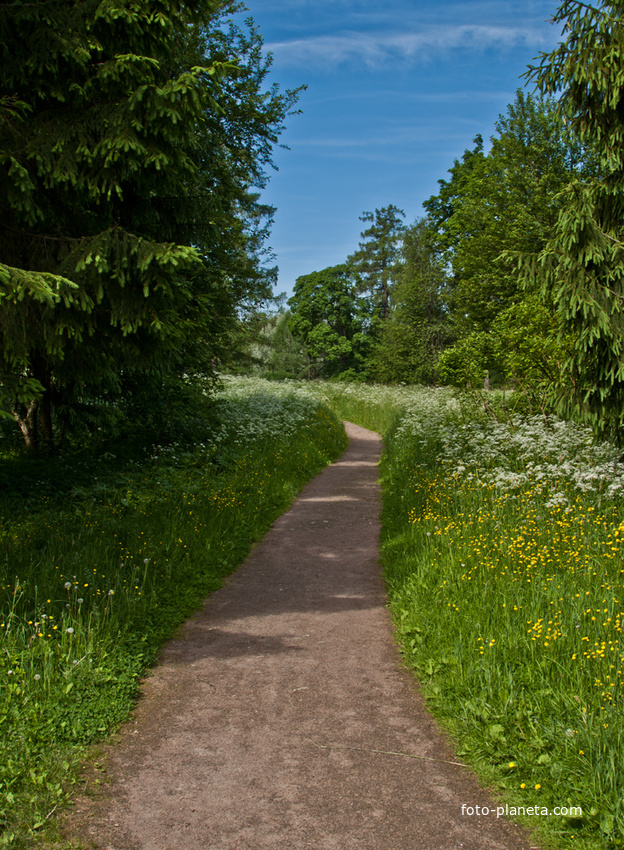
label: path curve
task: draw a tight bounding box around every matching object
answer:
[72,422,536,849]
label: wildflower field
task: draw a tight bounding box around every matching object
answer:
[4,375,624,850]
[314,381,624,850]
[0,379,346,848]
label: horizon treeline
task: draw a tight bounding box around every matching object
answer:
[241,84,598,418]
[2,1,624,450]
[243,0,624,444]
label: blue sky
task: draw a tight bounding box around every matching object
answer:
[241,0,563,298]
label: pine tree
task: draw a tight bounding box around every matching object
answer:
[0,0,299,449]
[371,218,450,384]
[348,205,405,322]
[524,0,624,441]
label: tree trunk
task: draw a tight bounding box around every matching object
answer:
[12,399,39,451]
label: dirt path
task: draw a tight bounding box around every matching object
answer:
[71,422,537,849]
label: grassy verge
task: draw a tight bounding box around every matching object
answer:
[315,381,624,850]
[296,380,407,435]
[0,379,347,848]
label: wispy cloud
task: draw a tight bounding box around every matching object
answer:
[266,24,555,69]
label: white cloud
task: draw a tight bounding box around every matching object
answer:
[266,24,556,69]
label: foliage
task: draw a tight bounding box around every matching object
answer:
[348,205,406,322]
[0,379,346,846]
[288,264,372,378]
[522,1,624,443]
[0,0,299,450]
[437,298,570,415]
[229,305,312,380]
[425,91,584,335]
[370,218,451,384]
[423,134,485,259]
[261,312,312,379]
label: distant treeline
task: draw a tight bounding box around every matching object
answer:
[239,1,624,444]
[2,1,624,448]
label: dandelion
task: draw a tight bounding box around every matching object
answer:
[34,674,40,681]
[66,627,74,634]
[535,784,541,791]
[64,581,71,589]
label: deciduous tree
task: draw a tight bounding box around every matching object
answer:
[288,265,371,378]
[425,91,582,334]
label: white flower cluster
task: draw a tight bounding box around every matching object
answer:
[396,399,624,498]
[214,377,329,449]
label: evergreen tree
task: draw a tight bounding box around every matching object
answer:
[371,218,450,384]
[0,0,299,449]
[523,0,624,441]
[348,205,405,322]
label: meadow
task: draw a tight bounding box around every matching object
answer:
[0,378,347,848]
[3,375,624,850]
[312,381,624,850]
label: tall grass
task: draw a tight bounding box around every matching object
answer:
[0,379,347,848]
[299,380,409,435]
[313,381,624,850]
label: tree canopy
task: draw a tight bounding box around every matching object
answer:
[425,90,585,334]
[288,265,371,379]
[522,0,624,440]
[348,205,405,323]
[0,0,299,449]
[370,218,450,384]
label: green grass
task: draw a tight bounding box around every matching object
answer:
[301,380,406,435]
[313,380,624,850]
[0,384,347,848]
[7,374,622,850]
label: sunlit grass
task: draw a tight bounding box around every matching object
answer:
[311,380,624,850]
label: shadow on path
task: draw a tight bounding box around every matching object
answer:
[69,423,538,850]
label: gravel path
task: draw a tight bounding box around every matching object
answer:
[70,422,537,849]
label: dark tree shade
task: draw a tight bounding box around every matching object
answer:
[0,0,300,449]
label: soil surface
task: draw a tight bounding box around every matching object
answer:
[68,422,538,849]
